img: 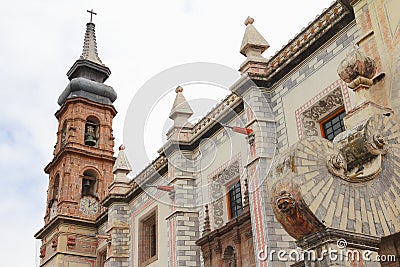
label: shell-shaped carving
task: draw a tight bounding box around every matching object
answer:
[268,115,400,240]
[337,45,377,83]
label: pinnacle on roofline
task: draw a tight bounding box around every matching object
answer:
[170,86,193,115]
[169,86,194,127]
[112,144,132,175]
[240,16,270,57]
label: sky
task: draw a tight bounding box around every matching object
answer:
[0,0,333,265]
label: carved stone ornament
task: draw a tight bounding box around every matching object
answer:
[327,115,387,182]
[210,160,240,228]
[301,87,344,137]
[268,113,400,240]
[337,45,377,89]
[271,187,325,240]
[40,246,46,258]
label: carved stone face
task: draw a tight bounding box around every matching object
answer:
[276,192,296,216]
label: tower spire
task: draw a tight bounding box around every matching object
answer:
[80,10,102,64]
[66,10,111,83]
[60,11,116,106]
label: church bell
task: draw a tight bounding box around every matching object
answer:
[84,124,97,146]
[85,134,97,146]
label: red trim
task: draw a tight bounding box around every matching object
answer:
[225,178,240,220]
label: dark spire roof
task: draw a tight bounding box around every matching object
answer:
[59,16,117,106]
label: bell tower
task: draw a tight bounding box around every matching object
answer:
[35,10,117,266]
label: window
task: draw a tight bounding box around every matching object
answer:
[139,209,158,266]
[298,87,346,139]
[61,121,67,146]
[84,117,99,147]
[321,109,346,141]
[53,174,60,200]
[228,181,243,219]
[82,170,97,197]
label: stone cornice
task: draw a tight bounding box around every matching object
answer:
[44,145,116,173]
[196,209,251,247]
[249,1,354,87]
[296,227,381,251]
[34,215,97,239]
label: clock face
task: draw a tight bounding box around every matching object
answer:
[49,200,58,220]
[79,196,99,215]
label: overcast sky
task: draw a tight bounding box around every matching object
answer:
[0,0,333,265]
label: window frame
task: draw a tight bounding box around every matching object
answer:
[138,207,158,267]
[226,179,243,220]
[81,169,98,197]
[319,107,346,141]
[84,116,100,147]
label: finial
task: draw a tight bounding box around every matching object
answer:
[175,86,183,93]
[244,16,254,26]
[87,9,97,23]
[202,204,211,236]
[112,144,132,176]
[243,178,250,210]
[240,16,269,58]
[169,85,193,127]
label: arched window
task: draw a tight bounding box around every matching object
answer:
[84,116,99,147]
[53,174,60,200]
[61,121,67,146]
[82,170,97,196]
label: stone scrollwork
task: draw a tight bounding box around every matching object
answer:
[301,87,344,137]
[327,115,388,183]
[210,160,240,228]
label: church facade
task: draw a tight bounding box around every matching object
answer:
[35,0,400,266]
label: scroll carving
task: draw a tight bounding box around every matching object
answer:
[301,87,344,137]
[210,160,240,228]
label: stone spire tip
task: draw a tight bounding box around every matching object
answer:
[80,17,103,65]
[240,16,269,56]
[112,144,132,175]
[175,86,183,93]
[244,16,254,26]
[169,86,194,127]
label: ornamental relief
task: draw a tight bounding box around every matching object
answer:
[210,160,240,228]
[301,87,344,137]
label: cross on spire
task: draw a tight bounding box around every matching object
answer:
[87,9,97,23]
